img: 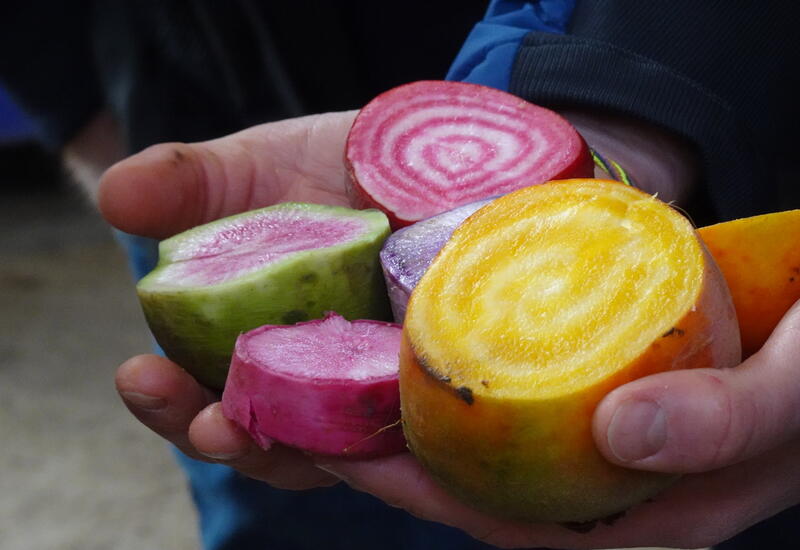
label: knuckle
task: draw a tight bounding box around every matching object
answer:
[686,371,750,471]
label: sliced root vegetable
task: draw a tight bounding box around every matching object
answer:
[380,198,492,322]
[401,179,741,523]
[345,80,593,228]
[698,209,800,357]
[137,203,391,390]
[221,313,405,458]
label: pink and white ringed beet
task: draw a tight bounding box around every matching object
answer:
[380,198,493,322]
[345,80,593,228]
[222,313,405,458]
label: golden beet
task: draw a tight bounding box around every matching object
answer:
[400,179,740,523]
[698,210,800,357]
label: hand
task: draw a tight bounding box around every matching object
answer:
[103,111,358,489]
[316,300,800,549]
[100,111,358,239]
[103,107,799,547]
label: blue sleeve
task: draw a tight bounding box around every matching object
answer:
[446,0,575,90]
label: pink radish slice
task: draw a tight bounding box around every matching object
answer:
[380,198,493,322]
[221,313,405,458]
[345,80,593,228]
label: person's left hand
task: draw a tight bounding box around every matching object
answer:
[103,111,359,490]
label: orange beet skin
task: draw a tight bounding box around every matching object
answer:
[699,210,800,357]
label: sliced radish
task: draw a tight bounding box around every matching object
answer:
[345,80,593,228]
[380,198,493,322]
[137,203,391,390]
[222,313,405,458]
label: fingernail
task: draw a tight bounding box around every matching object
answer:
[200,450,246,461]
[607,400,667,462]
[316,464,343,477]
[316,464,352,484]
[119,391,167,411]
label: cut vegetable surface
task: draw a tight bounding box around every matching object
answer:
[380,198,492,322]
[137,203,391,389]
[699,209,800,357]
[401,179,740,523]
[222,313,405,458]
[346,80,593,228]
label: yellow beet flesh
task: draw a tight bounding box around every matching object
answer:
[401,179,740,523]
[698,210,800,357]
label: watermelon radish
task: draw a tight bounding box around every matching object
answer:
[222,313,405,458]
[380,198,493,322]
[345,80,593,228]
[137,203,391,390]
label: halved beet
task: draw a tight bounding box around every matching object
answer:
[222,313,405,458]
[380,198,493,322]
[345,80,593,228]
[137,203,391,389]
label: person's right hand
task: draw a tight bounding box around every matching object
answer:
[102,111,359,490]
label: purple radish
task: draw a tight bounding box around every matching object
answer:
[345,80,593,229]
[380,199,493,322]
[222,313,405,458]
[137,203,391,389]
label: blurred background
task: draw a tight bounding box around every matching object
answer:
[0,86,199,549]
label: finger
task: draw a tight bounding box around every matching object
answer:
[115,354,217,460]
[316,454,534,546]
[593,299,800,473]
[317,440,800,549]
[188,403,338,490]
[98,111,357,239]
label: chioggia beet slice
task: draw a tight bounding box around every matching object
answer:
[380,198,493,322]
[401,179,741,523]
[221,313,406,458]
[345,80,593,228]
[137,203,391,390]
[698,209,800,357]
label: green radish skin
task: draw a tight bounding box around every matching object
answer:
[137,203,392,389]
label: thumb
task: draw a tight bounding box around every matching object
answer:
[98,111,356,239]
[593,299,800,473]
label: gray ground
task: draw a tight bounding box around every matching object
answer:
[1,184,199,550]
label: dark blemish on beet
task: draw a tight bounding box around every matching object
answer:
[456,386,474,405]
[561,520,597,533]
[561,509,626,533]
[300,273,318,283]
[282,309,308,324]
[417,356,451,384]
[790,277,796,282]
[662,327,685,338]
[343,262,370,289]
[481,380,490,387]
[600,510,626,526]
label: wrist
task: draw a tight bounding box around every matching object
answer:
[559,109,700,205]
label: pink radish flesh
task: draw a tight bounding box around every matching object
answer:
[221,313,405,458]
[380,198,492,322]
[345,80,593,228]
[150,209,367,288]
